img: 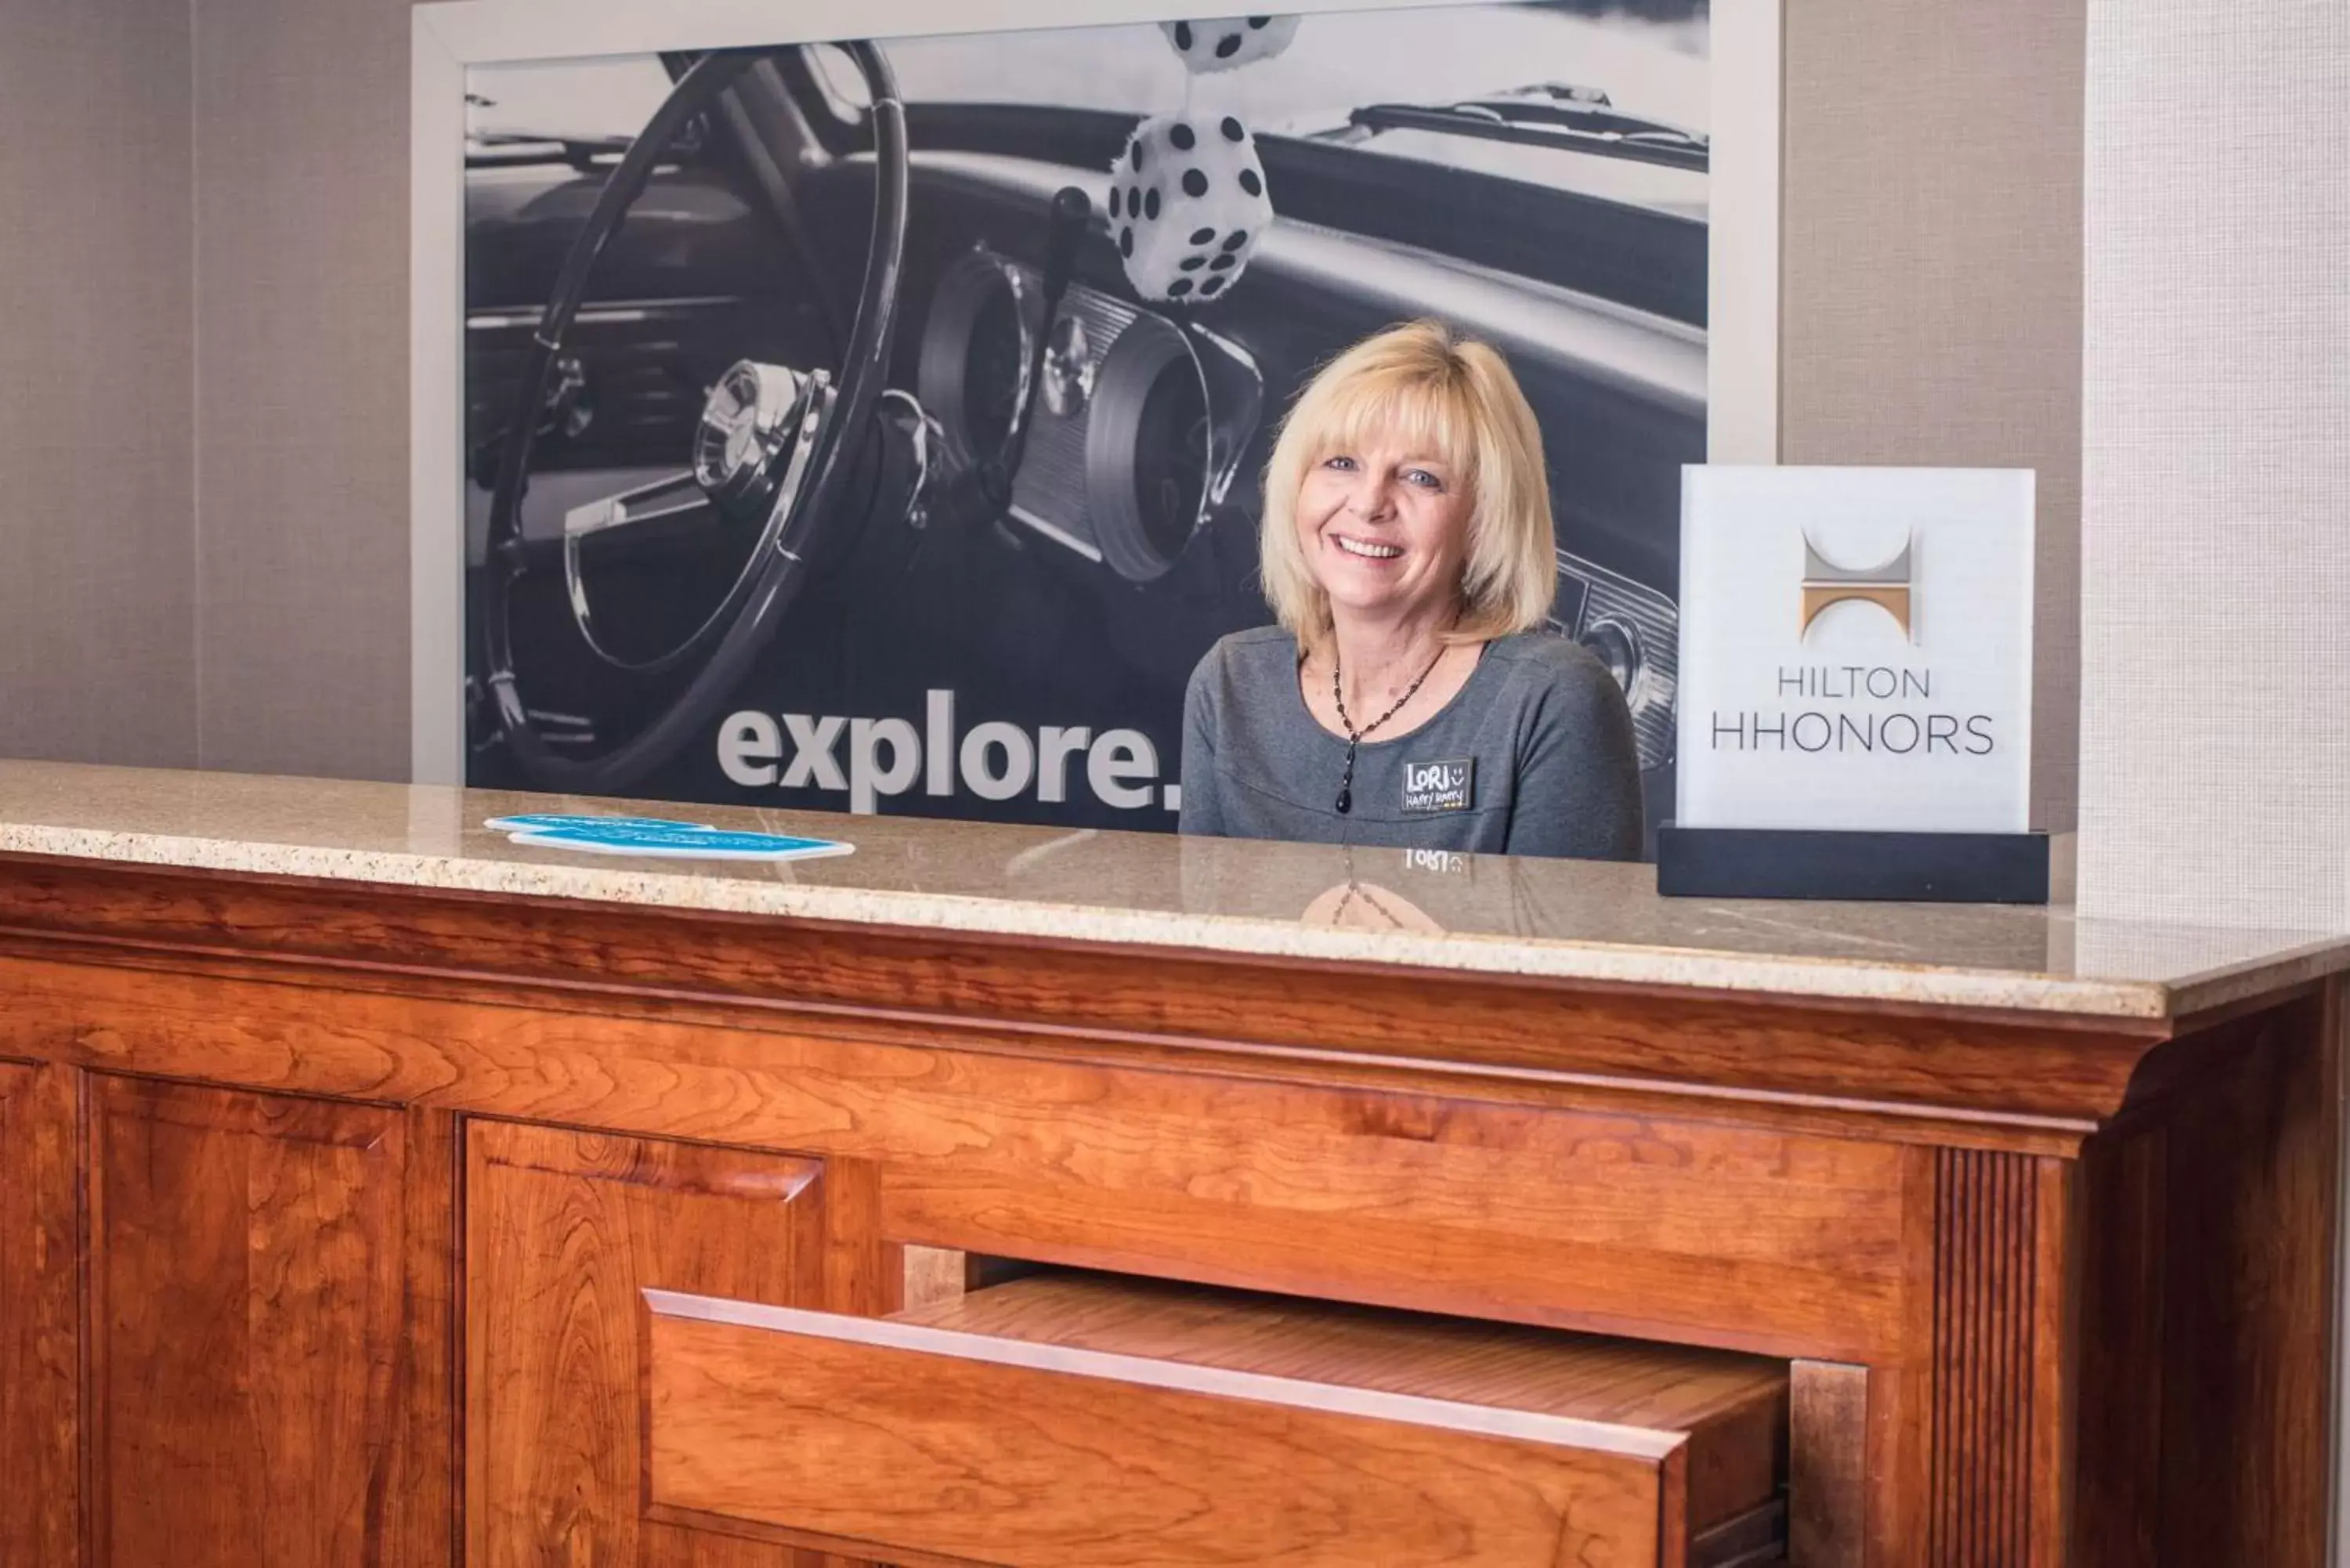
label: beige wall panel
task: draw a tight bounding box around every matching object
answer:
[191,0,413,781]
[1780,0,2086,833]
[2077,0,2349,930]
[0,0,197,767]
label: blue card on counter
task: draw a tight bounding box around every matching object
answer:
[485,814,853,863]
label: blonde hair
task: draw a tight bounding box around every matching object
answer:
[1258,320,1556,650]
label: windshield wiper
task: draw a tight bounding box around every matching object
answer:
[465,117,709,175]
[1336,83,1708,174]
[466,132,638,173]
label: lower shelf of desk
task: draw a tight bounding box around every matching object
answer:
[644,1271,1790,1568]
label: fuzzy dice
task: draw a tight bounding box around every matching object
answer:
[1159,14,1302,74]
[1107,112,1272,305]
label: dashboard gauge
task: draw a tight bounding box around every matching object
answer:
[1085,311,1209,583]
[920,247,1252,585]
[1551,549,1680,771]
[917,250,1036,464]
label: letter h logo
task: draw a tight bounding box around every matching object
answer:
[1800,530,1914,640]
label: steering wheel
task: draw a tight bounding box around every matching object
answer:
[479,44,909,792]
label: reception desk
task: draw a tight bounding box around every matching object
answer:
[0,761,2341,1567]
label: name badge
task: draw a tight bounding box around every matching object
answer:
[1401,757,1474,814]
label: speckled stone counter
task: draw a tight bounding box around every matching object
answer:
[0,758,2338,1021]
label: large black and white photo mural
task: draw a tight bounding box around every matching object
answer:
[461,2,1709,834]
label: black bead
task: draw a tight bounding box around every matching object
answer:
[1238,168,1262,197]
[1335,786,1351,814]
[1183,168,1208,197]
[1170,121,1195,150]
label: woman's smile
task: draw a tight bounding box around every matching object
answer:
[1296,442,1472,618]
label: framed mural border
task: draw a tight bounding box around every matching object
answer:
[409,0,1783,784]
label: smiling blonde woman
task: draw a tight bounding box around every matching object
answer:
[1178,320,1643,861]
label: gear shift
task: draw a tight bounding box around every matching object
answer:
[928,186,1093,530]
[1001,186,1093,484]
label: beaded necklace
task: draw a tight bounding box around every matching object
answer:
[1329,644,1447,814]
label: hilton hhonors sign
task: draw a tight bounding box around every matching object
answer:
[1676,467,2035,833]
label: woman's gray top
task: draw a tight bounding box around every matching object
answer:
[1178,627,1644,861]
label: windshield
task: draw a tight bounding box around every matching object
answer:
[468,56,674,149]
[842,6,1705,215]
[471,4,1707,216]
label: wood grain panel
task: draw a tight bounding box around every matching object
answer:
[900,1245,974,1311]
[2070,989,2343,1568]
[1925,1147,2070,1567]
[0,858,2168,1123]
[2,948,1919,1360]
[2200,984,2340,1568]
[464,1120,862,1568]
[1863,1143,1942,1561]
[2149,988,2337,1568]
[86,1075,441,1568]
[0,938,2100,1160]
[645,1274,1787,1567]
[403,1106,461,1568]
[1788,1361,1867,1568]
[2027,1153,2073,1568]
[881,1148,1904,1364]
[1929,1147,2031,1566]
[0,1060,79,1567]
[2073,1122,2164,1568]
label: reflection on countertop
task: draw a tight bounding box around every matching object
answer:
[0,759,2341,1021]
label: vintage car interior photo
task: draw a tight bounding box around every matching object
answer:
[463,10,1705,836]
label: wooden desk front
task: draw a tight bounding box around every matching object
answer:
[0,853,2334,1567]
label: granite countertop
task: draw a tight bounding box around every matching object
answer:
[0,760,2341,1023]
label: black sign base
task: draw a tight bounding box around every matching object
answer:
[1656,826,2051,904]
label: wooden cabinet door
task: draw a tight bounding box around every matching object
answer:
[465,1120,863,1568]
[86,1074,451,1568]
[0,1061,78,1568]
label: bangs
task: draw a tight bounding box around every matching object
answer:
[1301,365,1482,482]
